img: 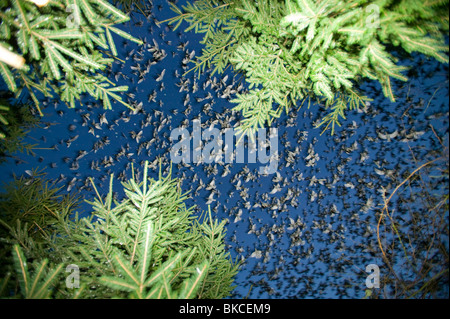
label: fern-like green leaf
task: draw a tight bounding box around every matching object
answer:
[178,261,210,299]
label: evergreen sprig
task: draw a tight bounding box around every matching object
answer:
[0,161,240,299]
[9,244,63,299]
[0,94,42,161]
[164,0,449,135]
[0,0,143,116]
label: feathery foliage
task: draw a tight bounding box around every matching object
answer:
[0,0,142,118]
[163,0,449,135]
[0,161,240,299]
[0,92,43,162]
[0,244,64,299]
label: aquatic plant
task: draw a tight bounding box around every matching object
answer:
[0,161,240,298]
[162,0,449,136]
[370,128,449,298]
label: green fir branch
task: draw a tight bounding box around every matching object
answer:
[164,0,449,136]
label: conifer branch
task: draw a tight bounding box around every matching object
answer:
[166,0,449,135]
[0,0,142,125]
[0,161,240,299]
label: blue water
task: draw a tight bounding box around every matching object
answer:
[0,0,448,299]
